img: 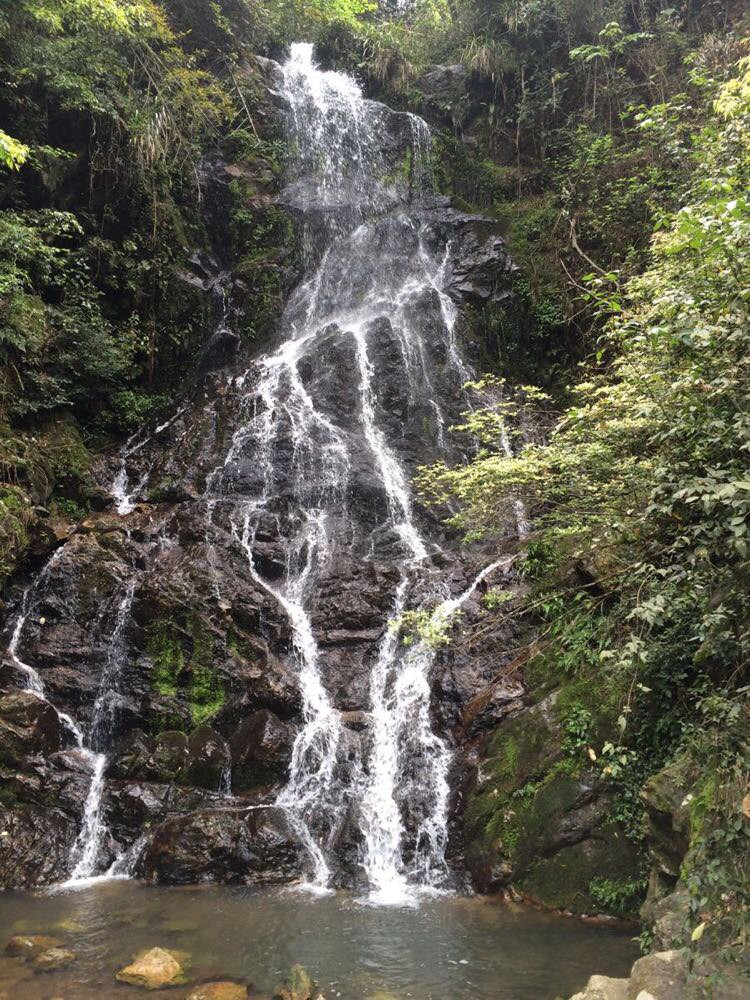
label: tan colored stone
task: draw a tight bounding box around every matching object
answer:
[570,975,629,1000]
[628,950,687,1000]
[186,984,248,1000]
[115,947,187,990]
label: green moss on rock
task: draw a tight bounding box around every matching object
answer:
[519,827,643,916]
[146,612,225,732]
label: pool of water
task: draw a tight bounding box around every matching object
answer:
[0,882,638,999]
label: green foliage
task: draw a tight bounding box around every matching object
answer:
[589,875,647,918]
[393,604,461,649]
[418,49,750,954]
[0,0,240,435]
[0,131,29,171]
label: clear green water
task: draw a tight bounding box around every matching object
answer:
[0,882,638,999]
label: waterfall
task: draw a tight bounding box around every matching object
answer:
[1,42,517,902]
[202,42,483,901]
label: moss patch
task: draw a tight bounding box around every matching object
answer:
[519,827,643,916]
[146,612,225,731]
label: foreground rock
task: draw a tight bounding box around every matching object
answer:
[115,947,188,989]
[187,984,248,1000]
[5,935,62,959]
[569,975,628,1000]
[274,964,315,1000]
[567,949,749,1000]
[32,945,76,971]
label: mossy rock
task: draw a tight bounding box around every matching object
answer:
[641,752,698,881]
[518,825,642,916]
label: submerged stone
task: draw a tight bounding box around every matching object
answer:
[273,964,314,1000]
[569,974,628,1000]
[5,935,62,959]
[32,946,76,972]
[186,983,248,1000]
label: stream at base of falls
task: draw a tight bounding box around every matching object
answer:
[0,883,638,1000]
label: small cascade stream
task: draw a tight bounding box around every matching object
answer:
[65,579,138,884]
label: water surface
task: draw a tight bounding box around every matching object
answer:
[0,883,638,999]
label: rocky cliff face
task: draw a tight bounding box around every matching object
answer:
[0,47,522,894]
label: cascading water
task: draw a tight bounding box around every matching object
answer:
[64,579,138,883]
[202,43,494,901]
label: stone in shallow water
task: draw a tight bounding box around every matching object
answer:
[273,964,314,1000]
[115,947,188,989]
[33,946,76,972]
[186,983,248,1000]
[5,935,62,959]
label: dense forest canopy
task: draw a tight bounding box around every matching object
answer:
[0,0,748,971]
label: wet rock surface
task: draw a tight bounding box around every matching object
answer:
[136,806,301,885]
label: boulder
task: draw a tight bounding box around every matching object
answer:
[627,951,687,1000]
[186,984,248,1000]
[108,728,153,780]
[149,731,190,783]
[274,964,314,1000]
[519,828,641,916]
[229,710,294,791]
[185,725,231,790]
[0,803,78,889]
[640,756,697,885]
[135,806,301,885]
[115,947,188,989]
[647,889,690,951]
[570,975,629,1000]
[0,692,62,765]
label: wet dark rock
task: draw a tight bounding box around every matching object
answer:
[136,806,301,885]
[200,325,242,372]
[0,692,62,765]
[150,731,190,782]
[185,726,230,790]
[109,729,153,780]
[425,210,518,307]
[229,711,293,791]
